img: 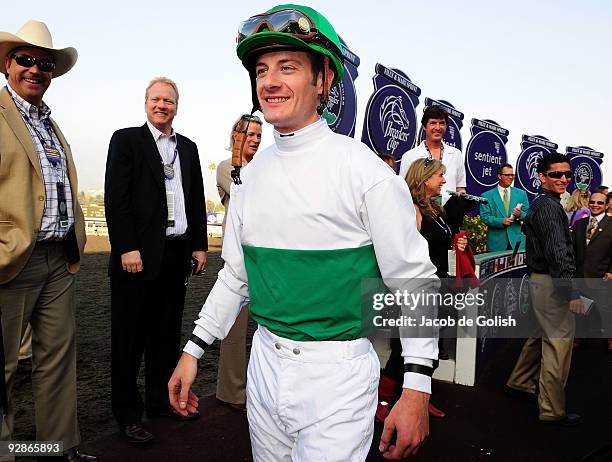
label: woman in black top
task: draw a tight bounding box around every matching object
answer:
[376,158,468,422]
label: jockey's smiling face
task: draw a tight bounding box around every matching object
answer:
[424,118,447,144]
[255,50,322,134]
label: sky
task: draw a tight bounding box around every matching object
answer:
[2,0,611,202]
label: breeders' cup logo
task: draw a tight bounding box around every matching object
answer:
[526,150,544,190]
[362,69,418,159]
[505,280,518,316]
[575,162,593,189]
[516,146,546,195]
[379,95,411,155]
[323,83,343,126]
[324,60,358,137]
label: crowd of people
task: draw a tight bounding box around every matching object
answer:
[0,4,610,462]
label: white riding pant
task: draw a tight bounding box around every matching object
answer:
[246,326,379,462]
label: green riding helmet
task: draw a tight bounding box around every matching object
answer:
[236,4,345,111]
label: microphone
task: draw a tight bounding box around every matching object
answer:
[446,190,489,204]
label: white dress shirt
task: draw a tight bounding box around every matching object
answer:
[147,121,187,236]
[399,141,466,204]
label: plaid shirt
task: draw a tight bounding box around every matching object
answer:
[7,84,74,241]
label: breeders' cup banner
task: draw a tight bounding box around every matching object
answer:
[465,119,509,197]
[566,146,604,193]
[418,98,464,151]
[361,64,420,163]
[515,135,558,201]
[323,37,359,137]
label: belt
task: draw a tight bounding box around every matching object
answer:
[36,239,65,245]
[166,234,187,241]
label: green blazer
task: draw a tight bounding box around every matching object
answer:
[480,186,529,252]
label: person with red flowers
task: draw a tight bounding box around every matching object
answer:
[377,158,470,422]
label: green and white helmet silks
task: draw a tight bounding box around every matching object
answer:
[236,4,344,111]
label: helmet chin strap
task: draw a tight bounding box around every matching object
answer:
[248,67,261,112]
[236,56,331,183]
[317,56,331,115]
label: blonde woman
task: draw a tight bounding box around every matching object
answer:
[405,158,467,276]
[565,189,591,225]
[376,158,468,422]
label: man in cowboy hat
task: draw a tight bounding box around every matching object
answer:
[0,20,96,461]
[169,5,438,461]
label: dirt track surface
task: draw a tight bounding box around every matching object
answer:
[11,236,243,444]
[8,235,612,461]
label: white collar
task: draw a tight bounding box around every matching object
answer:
[273,118,331,155]
[147,120,175,141]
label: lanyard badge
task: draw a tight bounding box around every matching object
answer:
[166,191,175,228]
[57,182,69,228]
[425,142,444,162]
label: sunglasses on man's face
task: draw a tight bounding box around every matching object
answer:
[589,200,606,205]
[10,54,56,73]
[544,170,572,179]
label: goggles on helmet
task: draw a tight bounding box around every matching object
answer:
[237,8,341,61]
[238,9,316,41]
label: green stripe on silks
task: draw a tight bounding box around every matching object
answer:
[243,244,382,341]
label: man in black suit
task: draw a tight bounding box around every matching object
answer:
[105,77,207,444]
[572,191,612,349]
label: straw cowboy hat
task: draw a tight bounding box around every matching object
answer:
[0,19,77,77]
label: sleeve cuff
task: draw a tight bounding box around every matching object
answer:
[403,372,432,394]
[402,356,433,393]
[183,341,205,359]
[182,326,216,359]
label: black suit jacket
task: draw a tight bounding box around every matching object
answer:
[104,124,207,280]
[572,215,612,278]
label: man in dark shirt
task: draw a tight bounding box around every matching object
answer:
[506,152,584,426]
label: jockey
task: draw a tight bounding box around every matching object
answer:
[169,5,439,460]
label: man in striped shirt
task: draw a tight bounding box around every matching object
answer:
[506,152,584,426]
[105,77,207,444]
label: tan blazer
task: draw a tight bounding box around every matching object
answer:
[0,87,85,284]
